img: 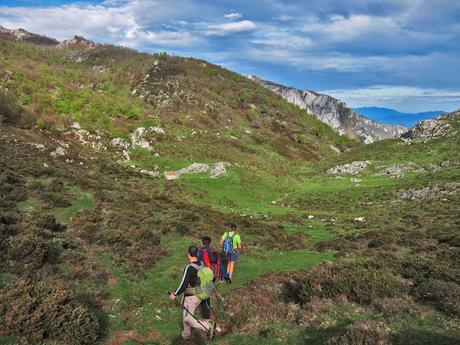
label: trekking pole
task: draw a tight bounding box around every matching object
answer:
[167,292,211,332]
[212,284,225,304]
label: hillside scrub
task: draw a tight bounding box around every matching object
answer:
[0,279,101,344]
[293,261,408,305]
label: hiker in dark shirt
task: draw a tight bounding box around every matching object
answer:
[169,245,214,340]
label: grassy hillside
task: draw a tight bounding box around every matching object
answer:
[0,35,459,345]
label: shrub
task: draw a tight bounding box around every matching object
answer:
[5,233,49,270]
[0,89,23,124]
[297,261,407,305]
[414,279,460,317]
[324,320,389,345]
[0,279,101,344]
[36,214,66,232]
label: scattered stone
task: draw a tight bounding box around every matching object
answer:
[378,166,405,178]
[329,144,341,154]
[70,122,81,130]
[50,146,66,157]
[354,217,365,222]
[110,138,129,149]
[328,161,371,175]
[308,215,315,220]
[130,127,152,150]
[140,169,159,177]
[335,176,345,180]
[351,178,362,183]
[151,126,165,135]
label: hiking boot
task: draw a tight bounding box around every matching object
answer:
[208,321,216,340]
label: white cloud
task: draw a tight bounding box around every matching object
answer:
[224,12,242,20]
[324,85,460,112]
[206,20,256,36]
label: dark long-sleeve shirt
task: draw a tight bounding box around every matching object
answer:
[174,260,201,296]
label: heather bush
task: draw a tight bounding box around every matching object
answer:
[0,279,101,344]
[324,320,389,345]
[414,279,460,317]
[297,261,407,305]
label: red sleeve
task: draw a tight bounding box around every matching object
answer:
[204,251,211,267]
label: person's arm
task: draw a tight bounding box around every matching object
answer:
[219,232,227,247]
[172,265,193,297]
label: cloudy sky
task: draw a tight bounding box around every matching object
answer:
[1,0,459,112]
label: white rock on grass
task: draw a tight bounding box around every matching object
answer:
[130,127,152,150]
[151,126,165,135]
[110,138,129,149]
[353,217,366,222]
[140,169,159,177]
[308,215,315,220]
[177,163,210,176]
[328,161,371,175]
[50,146,66,158]
[209,162,230,178]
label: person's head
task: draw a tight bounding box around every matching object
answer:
[188,245,198,260]
[230,223,237,231]
[201,236,211,246]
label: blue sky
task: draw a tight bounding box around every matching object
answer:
[1,0,459,112]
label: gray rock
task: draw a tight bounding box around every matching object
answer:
[401,118,451,141]
[396,183,460,201]
[177,163,210,176]
[210,162,230,178]
[378,166,405,178]
[50,146,66,157]
[328,161,371,175]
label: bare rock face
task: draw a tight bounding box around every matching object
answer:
[57,35,97,49]
[401,117,452,141]
[0,25,59,46]
[248,76,406,143]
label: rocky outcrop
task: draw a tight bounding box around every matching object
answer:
[166,162,230,179]
[57,36,97,49]
[0,26,59,46]
[396,183,460,201]
[248,76,407,143]
[401,115,454,141]
[328,161,371,175]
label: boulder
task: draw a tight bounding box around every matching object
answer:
[50,146,66,158]
[328,161,371,175]
[209,162,229,178]
[177,163,210,176]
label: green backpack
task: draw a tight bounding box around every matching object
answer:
[190,263,214,300]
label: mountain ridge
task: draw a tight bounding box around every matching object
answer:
[249,76,407,144]
[355,106,445,127]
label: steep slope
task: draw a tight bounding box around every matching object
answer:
[355,106,444,127]
[249,76,407,143]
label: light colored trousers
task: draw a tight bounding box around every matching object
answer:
[182,295,211,339]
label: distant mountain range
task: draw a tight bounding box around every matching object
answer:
[354,107,445,127]
[249,76,406,143]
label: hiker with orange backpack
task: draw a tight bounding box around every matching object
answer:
[220,223,242,283]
